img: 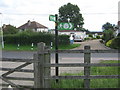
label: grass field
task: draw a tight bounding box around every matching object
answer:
[1,44,80,51]
[52,60,119,88]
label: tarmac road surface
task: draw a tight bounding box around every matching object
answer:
[0,39,119,88]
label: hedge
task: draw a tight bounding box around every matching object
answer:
[110,37,120,49]
[3,33,70,46]
[106,36,120,49]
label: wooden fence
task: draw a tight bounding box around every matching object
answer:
[0,42,119,89]
[0,58,34,88]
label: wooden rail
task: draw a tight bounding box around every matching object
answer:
[33,43,119,89]
[0,42,119,89]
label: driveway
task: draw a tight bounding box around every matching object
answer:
[72,39,110,50]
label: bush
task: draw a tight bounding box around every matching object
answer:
[58,35,70,45]
[106,39,113,47]
[84,37,92,40]
[103,29,114,43]
[110,37,120,49]
[3,25,19,35]
[96,35,101,39]
[106,36,120,49]
[88,34,93,38]
[4,32,70,46]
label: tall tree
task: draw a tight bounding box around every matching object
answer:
[102,22,115,42]
[58,3,84,30]
[102,22,115,30]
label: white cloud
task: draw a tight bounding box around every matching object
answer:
[0,0,119,31]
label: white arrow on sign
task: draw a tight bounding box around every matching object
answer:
[69,23,73,29]
[58,22,74,30]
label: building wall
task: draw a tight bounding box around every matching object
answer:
[58,31,87,39]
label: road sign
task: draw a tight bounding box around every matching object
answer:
[58,23,74,30]
[49,15,56,22]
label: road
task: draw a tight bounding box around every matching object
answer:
[1,39,118,72]
[0,39,119,87]
[73,39,110,50]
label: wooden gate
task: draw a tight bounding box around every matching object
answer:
[0,42,119,89]
[0,42,50,89]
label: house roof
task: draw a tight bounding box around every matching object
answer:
[18,20,48,29]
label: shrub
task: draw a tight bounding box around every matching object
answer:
[103,29,114,43]
[106,39,113,47]
[106,36,120,49]
[4,32,70,46]
[58,35,70,45]
[88,34,93,38]
[96,35,101,39]
[84,37,92,40]
[110,37,120,49]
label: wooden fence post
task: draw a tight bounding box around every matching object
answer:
[44,46,51,88]
[34,42,51,88]
[84,45,91,89]
[34,42,45,88]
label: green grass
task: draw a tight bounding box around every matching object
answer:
[51,60,119,88]
[54,44,80,50]
[2,44,37,51]
[2,44,80,51]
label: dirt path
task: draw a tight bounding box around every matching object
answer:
[72,39,110,50]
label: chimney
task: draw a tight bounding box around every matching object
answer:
[27,20,31,26]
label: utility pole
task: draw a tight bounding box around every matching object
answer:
[0,13,4,48]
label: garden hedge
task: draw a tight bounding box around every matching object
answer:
[4,33,70,46]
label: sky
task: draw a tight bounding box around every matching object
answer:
[0,0,119,31]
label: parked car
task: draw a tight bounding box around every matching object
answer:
[74,35,83,42]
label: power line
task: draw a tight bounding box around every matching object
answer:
[2,12,119,16]
[82,12,118,15]
[3,13,49,16]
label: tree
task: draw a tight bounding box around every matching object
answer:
[58,3,84,30]
[102,22,115,30]
[103,29,114,42]
[2,24,19,35]
[102,22,115,42]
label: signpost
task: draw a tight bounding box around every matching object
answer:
[58,23,74,30]
[49,14,74,83]
[49,14,59,82]
[49,15,56,22]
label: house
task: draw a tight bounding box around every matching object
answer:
[18,20,48,32]
[86,31,103,38]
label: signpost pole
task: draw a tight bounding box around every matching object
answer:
[55,14,59,83]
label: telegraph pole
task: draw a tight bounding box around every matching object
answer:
[0,13,4,48]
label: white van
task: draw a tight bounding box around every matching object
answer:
[74,35,83,42]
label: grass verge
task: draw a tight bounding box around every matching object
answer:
[2,44,80,51]
[51,60,119,88]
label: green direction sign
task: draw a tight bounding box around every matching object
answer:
[49,15,56,22]
[58,23,74,30]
